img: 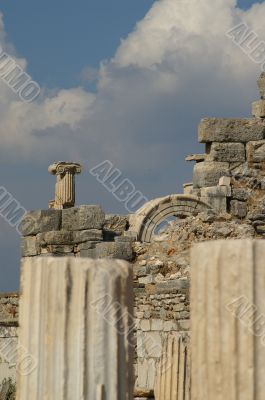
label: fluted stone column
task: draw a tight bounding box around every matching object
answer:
[16,257,134,400]
[191,240,265,400]
[154,334,190,400]
[48,162,82,209]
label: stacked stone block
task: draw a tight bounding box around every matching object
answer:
[0,293,18,396]
[188,116,265,217]
[20,206,133,261]
[134,271,190,391]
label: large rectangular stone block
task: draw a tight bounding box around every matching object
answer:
[207,142,245,162]
[198,118,265,143]
[155,279,189,293]
[200,186,230,212]
[19,210,61,236]
[73,229,103,243]
[62,205,105,231]
[36,230,73,245]
[191,240,265,400]
[95,241,133,261]
[21,237,40,257]
[193,162,230,188]
[17,257,133,400]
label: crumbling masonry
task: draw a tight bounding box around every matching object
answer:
[2,74,265,398]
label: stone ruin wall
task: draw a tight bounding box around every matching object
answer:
[0,293,18,399]
[2,76,265,398]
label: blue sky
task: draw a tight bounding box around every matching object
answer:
[0,0,265,290]
[1,1,155,88]
[239,0,263,6]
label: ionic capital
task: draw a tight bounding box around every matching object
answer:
[48,162,82,176]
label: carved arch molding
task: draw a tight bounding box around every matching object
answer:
[128,194,212,243]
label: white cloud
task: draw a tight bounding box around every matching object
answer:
[0,0,265,177]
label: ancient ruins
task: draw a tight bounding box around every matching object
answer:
[1,74,265,398]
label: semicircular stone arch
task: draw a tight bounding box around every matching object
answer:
[128,194,213,243]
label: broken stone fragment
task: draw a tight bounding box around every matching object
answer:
[185,154,206,162]
[230,200,248,218]
[183,182,193,195]
[219,176,231,187]
[254,224,265,234]
[198,118,265,143]
[252,100,265,118]
[246,140,265,163]
[231,188,250,201]
[104,214,129,235]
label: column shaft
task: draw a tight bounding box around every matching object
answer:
[16,257,134,400]
[191,240,265,400]
[55,171,75,208]
[154,334,190,400]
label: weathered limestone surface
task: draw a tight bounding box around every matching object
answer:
[76,239,133,260]
[95,240,133,261]
[104,214,129,236]
[198,118,265,143]
[193,162,230,188]
[191,240,265,400]
[219,176,231,187]
[230,200,248,218]
[182,183,193,195]
[257,72,265,99]
[62,205,105,231]
[200,186,230,213]
[37,230,73,245]
[73,229,103,243]
[185,154,206,162]
[17,257,133,400]
[246,140,265,163]
[206,142,245,162]
[48,162,82,209]
[154,334,190,400]
[231,188,250,201]
[21,237,39,257]
[252,100,265,118]
[19,210,61,236]
[0,293,19,324]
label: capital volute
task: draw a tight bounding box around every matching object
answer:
[48,162,82,176]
